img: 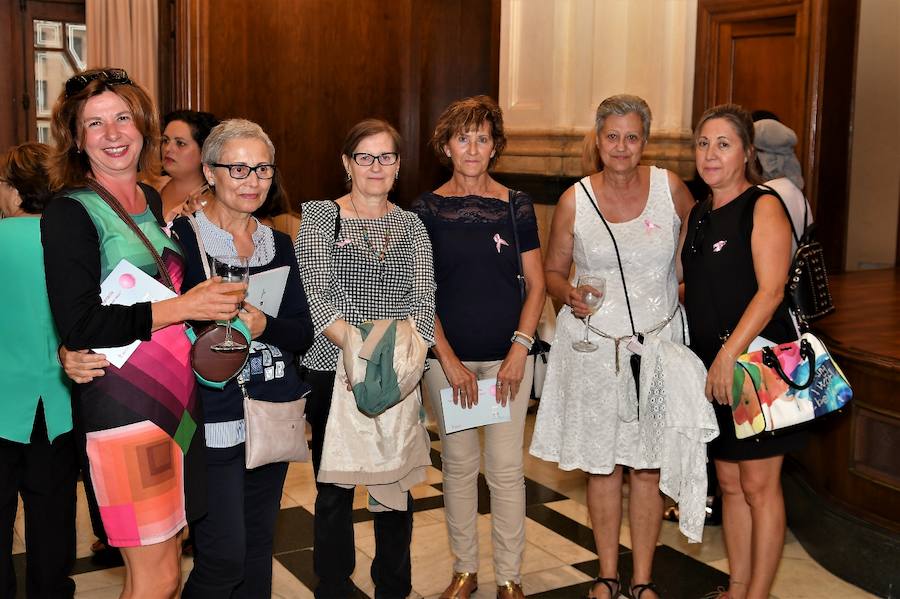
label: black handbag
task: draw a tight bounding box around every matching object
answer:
[761,185,834,324]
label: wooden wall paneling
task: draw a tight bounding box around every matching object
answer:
[156,0,174,116]
[172,0,500,208]
[0,0,23,149]
[809,0,859,273]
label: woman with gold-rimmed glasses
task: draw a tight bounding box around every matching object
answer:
[296,118,435,598]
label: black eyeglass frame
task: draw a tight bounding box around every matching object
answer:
[65,69,133,98]
[351,152,399,167]
[209,163,277,180]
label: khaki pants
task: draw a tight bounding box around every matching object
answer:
[423,357,533,584]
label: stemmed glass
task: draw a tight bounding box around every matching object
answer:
[571,275,606,353]
[211,255,249,352]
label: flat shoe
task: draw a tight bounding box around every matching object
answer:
[497,580,525,599]
[440,572,478,599]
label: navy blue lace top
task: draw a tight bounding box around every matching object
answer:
[410,191,540,361]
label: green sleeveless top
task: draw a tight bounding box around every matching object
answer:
[0,218,72,443]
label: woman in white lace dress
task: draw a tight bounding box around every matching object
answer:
[530,95,694,599]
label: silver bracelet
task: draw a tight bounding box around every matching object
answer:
[511,335,533,351]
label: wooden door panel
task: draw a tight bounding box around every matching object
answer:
[730,34,798,130]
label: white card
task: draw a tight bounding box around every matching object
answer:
[246,266,289,317]
[440,378,511,434]
[94,259,177,368]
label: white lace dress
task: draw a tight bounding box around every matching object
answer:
[530,166,686,474]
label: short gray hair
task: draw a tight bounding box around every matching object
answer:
[201,118,275,165]
[595,94,652,141]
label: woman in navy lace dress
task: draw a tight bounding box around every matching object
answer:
[411,96,545,599]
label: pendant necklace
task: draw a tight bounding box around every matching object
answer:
[349,196,391,261]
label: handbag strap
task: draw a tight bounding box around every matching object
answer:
[185,213,212,280]
[758,184,801,247]
[507,189,527,301]
[86,179,175,292]
[506,190,546,354]
[577,180,636,335]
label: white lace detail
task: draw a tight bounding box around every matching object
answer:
[530,166,683,474]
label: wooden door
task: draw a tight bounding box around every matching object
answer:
[694,0,859,272]
[168,0,500,209]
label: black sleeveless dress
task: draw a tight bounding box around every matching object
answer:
[681,186,807,460]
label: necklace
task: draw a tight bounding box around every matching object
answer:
[349,196,391,261]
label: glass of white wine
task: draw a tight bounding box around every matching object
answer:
[571,275,606,353]
[210,255,249,352]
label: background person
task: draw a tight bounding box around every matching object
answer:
[0,142,78,599]
[157,110,219,223]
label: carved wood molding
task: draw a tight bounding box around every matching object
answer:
[494,129,695,179]
[173,0,207,110]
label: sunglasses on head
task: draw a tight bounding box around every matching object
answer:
[64,69,133,98]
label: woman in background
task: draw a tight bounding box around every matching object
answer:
[158,109,219,222]
[411,96,544,599]
[0,142,77,599]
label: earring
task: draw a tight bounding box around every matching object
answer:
[346,171,352,182]
[395,171,400,180]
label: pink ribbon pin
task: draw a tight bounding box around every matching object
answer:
[335,238,352,248]
[493,233,509,253]
[713,240,727,252]
[644,219,660,234]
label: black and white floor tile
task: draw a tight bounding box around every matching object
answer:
[11,417,876,598]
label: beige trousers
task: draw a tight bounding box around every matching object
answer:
[423,357,533,584]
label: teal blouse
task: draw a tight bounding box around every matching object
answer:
[0,217,72,443]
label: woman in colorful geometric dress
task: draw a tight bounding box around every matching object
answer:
[41,67,246,599]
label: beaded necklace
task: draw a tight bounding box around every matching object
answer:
[349,196,391,261]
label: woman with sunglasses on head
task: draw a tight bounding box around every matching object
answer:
[156,109,219,223]
[41,67,246,599]
[174,118,314,598]
[296,118,435,599]
[409,96,544,599]
[680,104,804,599]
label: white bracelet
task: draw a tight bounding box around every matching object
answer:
[511,335,533,351]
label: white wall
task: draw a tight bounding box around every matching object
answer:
[499,0,697,135]
[846,0,900,270]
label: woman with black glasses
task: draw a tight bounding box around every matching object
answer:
[174,119,314,598]
[296,118,435,599]
[681,104,802,599]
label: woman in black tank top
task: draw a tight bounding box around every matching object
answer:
[680,105,803,599]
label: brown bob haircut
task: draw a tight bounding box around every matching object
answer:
[340,118,403,159]
[694,103,763,185]
[1,142,54,215]
[47,67,160,191]
[430,95,506,169]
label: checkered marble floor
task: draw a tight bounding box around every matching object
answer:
[11,416,876,598]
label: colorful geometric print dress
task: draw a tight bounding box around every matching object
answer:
[42,183,201,547]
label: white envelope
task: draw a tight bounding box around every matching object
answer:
[440,378,511,434]
[246,266,289,317]
[94,259,177,368]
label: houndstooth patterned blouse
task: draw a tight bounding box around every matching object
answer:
[294,200,436,371]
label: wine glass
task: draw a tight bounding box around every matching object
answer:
[211,255,249,352]
[571,275,606,353]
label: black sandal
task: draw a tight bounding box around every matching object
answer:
[630,581,661,598]
[588,577,620,599]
